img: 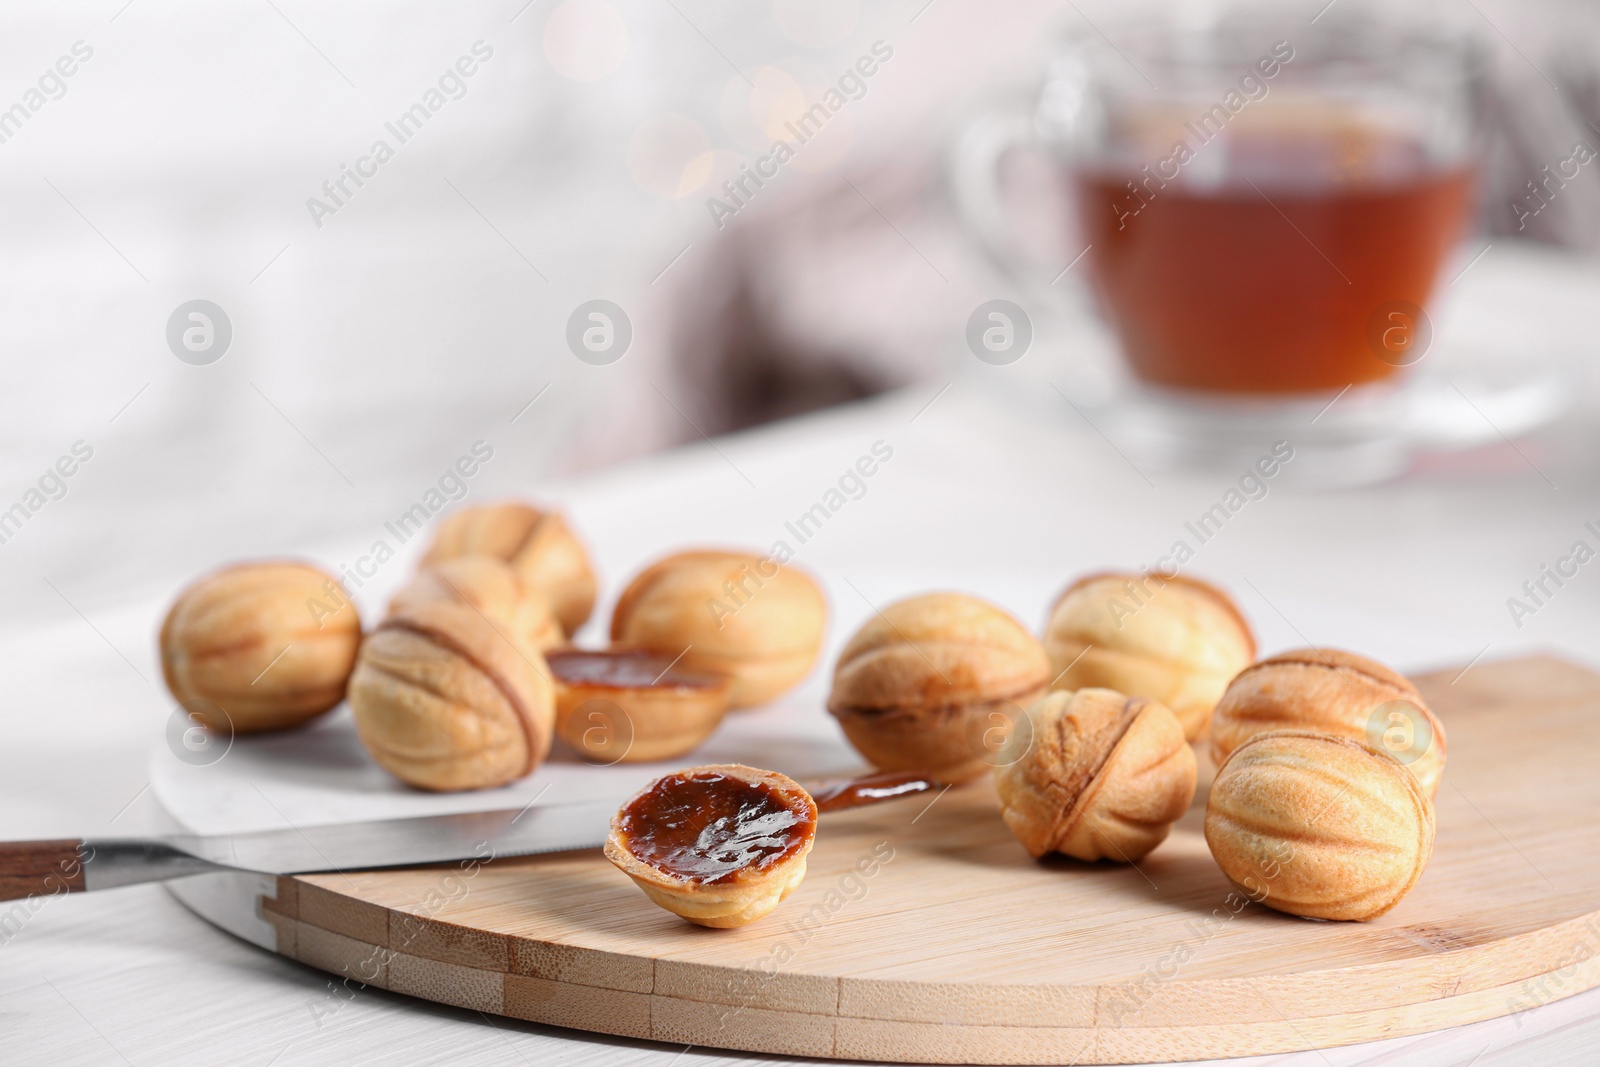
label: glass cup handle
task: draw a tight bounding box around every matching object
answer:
[950,110,1039,285]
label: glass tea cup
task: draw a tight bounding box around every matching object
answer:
[953,6,1550,482]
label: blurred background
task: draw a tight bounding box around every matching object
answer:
[3,0,1600,622]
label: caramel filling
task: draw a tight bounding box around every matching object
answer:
[548,649,723,691]
[617,772,815,885]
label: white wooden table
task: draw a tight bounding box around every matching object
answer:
[4,385,1600,1065]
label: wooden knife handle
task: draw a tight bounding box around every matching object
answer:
[0,839,88,902]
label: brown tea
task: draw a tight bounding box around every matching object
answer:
[1074,129,1475,394]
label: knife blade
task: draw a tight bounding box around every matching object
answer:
[0,770,943,902]
[0,798,618,901]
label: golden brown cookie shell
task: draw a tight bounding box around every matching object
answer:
[1210,648,1447,796]
[347,601,554,792]
[831,685,1047,783]
[391,556,564,654]
[549,650,731,763]
[828,592,1051,778]
[610,549,826,710]
[424,502,597,636]
[1205,729,1435,922]
[1043,572,1255,741]
[995,689,1196,862]
[159,560,361,734]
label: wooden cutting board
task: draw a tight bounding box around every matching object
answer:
[202,656,1600,1063]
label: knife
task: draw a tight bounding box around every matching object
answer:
[0,771,942,903]
[0,798,620,902]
